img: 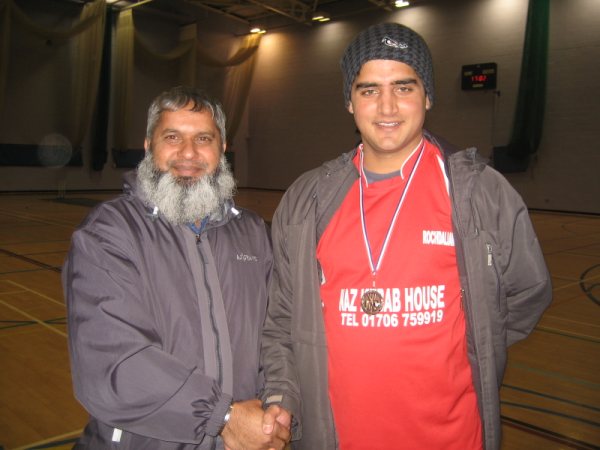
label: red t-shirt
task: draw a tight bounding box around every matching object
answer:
[317,141,482,449]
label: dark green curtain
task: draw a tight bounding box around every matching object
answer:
[493,0,549,173]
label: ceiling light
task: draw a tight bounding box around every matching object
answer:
[312,12,331,22]
[395,1,410,7]
[250,25,266,34]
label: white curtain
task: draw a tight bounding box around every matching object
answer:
[70,0,106,148]
[0,0,105,149]
[113,7,261,151]
[0,1,261,158]
[221,34,261,141]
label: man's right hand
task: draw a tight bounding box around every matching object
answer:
[221,399,291,450]
[261,404,292,437]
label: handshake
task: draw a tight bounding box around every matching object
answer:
[221,399,292,450]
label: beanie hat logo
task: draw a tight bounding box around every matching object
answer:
[381,37,408,50]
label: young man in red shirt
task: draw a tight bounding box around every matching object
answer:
[261,23,552,450]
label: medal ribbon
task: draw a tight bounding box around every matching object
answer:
[359,139,425,282]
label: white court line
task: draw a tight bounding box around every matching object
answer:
[11,428,83,450]
[0,299,67,338]
[1,279,65,307]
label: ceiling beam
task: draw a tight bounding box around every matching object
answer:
[367,0,393,12]
[245,0,313,24]
[185,0,251,24]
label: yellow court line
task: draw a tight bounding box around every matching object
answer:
[11,429,83,450]
[0,299,67,338]
[2,279,65,308]
[0,289,27,296]
[552,272,600,292]
[542,314,600,329]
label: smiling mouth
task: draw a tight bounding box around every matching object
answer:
[173,164,203,171]
[375,121,400,128]
[169,160,207,171]
[168,164,208,181]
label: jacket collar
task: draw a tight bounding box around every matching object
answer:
[313,129,486,241]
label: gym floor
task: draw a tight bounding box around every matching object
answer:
[0,190,598,449]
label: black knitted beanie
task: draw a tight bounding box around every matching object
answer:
[340,22,434,106]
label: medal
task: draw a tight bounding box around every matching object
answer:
[358,140,425,314]
[361,289,384,315]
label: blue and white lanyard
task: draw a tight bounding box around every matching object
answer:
[358,140,425,286]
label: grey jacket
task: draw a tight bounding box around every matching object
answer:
[64,172,272,449]
[261,132,552,450]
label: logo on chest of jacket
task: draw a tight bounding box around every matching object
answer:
[237,253,259,262]
[422,230,455,247]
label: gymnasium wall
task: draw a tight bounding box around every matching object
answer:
[245,0,600,213]
[0,0,598,214]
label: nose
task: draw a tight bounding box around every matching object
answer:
[378,88,398,116]
[177,137,198,160]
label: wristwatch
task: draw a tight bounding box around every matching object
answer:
[219,403,234,435]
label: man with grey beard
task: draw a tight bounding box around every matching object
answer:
[137,149,235,225]
[63,86,291,450]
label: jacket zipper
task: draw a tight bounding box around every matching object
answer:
[444,149,488,447]
[486,243,502,310]
[197,232,224,390]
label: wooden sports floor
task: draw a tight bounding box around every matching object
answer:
[0,190,598,449]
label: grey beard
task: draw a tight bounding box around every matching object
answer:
[137,152,236,225]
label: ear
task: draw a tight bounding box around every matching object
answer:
[144,138,150,152]
[222,141,227,153]
[347,101,354,114]
[425,96,432,111]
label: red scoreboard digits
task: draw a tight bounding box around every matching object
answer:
[461,63,497,90]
